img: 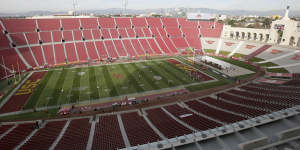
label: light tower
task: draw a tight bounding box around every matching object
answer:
[72,0,78,16]
[122,0,128,16]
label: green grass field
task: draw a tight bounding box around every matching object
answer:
[24,59,213,110]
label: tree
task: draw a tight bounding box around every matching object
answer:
[227,19,236,26]
[263,18,272,29]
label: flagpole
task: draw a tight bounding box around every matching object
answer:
[2,56,8,81]
[12,64,16,85]
[17,58,21,82]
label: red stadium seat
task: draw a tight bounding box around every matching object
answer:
[98,18,115,28]
[2,19,36,33]
[31,46,45,66]
[37,19,60,31]
[115,18,132,28]
[61,18,80,30]
[80,18,98,29]
[85,41,99,60]
[65,43,78,62]
[131,18,147,28]
[75,42,88,62]
[53,44,66,64]
[113,40,128,57]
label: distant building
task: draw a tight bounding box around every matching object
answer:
[218,15,227,21]
[222,6,300,47]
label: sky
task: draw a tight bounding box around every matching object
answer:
[0,0,299,13]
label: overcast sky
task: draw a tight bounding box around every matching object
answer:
[0,0,299,13]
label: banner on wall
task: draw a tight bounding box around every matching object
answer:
[187,13,215,20]
[274,24,285,31]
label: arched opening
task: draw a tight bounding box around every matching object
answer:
[289,36,295,46]
[241,32,245,39]
[265,34,270,42]
[277,30,283,44]
[236,32,239,39]
[297,37,300,47]
[230,31,234,39]
[253,33,257,40]
[259,33,263,41]
[248,32,251,40]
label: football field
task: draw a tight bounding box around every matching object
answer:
[24,59,214,109]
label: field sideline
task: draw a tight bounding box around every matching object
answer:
[23,58,215,110]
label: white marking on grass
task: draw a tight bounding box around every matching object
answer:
[153,76,162,80]
[72,86,88,91]
[78,72,86,76]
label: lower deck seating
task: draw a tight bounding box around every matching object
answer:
[104,40,119,58]
[65,43,78,63]
[75,42,88,62]
[121,112,161,146]
[139,39,154,55]
[54,44,66,64]
[0,125,14,135]
[171,38,188,49]
[95,41,108,59]
[54,118,91,150]
[85,42,99,60]
[218,92,288,111]
[92,115,125,150]
[131,39,145,56]
[163,38,178,53]
[20,120,66,150]
[200,28,223,38]
[146,108,192,138]
[164,104,221,131]
[18,48,37,68]
[0,48,27,71]
[147,39,162,55]
[123,40,137,57]
[240,86,300,99]
[0,123,35,150]
[42,45,55,65]
[185,100,246,124]
[113,40,128,57]
[284,80,300,86]
[155,38,171,54]
[201,97,268,117]
[186,37,202,49]
[228,89,300,106]
[31,46,45,66]
[293,73,300,80]
[247,83,300,93]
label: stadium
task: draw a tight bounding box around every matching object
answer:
[0,1,300,150]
